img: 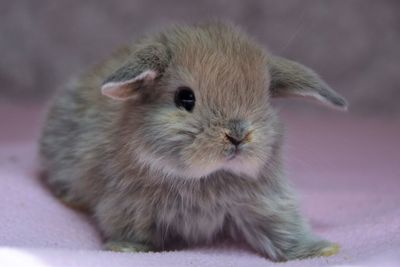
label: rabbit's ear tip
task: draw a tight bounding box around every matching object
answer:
[328,95,348,111]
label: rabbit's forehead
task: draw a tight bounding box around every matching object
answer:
[170,51,270,114]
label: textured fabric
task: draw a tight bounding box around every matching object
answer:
[0,105,399,267]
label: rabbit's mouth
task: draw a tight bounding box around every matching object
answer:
[219,146,263,179]
[226,153,237,161]
[225,146,239,160]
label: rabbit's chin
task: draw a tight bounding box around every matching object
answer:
[140,153,262,180]
[135,148,264,180]
[221,156,263,179]
[181,157,262,180]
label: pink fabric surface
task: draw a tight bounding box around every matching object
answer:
[1,104,399,267]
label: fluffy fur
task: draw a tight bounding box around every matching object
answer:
[39,22,346,261]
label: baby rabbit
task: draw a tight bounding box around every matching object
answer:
[39,22,347,261]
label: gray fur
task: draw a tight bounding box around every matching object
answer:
[269,56,348,109]
[103,43,170,84]
[39,22,343,261]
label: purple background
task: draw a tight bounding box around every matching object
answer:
[1,0,399,116]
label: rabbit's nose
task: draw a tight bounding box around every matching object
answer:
[225,119,252,146]
[225,133,244,146]
[225,131,252,146]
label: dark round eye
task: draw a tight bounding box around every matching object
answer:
[175,86,195,112]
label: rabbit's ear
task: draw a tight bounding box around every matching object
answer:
[101,43,170,101]
[268,56,348,110]
[101,69,157,101]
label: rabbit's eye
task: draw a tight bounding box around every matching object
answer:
[175,86,195,112]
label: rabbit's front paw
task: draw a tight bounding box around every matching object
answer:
[104,241,152,253]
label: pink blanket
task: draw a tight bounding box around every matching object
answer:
[1,105,399,267]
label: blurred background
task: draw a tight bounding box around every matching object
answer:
[0,0,399,117]
[1,2,400,265]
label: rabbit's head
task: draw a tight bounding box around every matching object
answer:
[101,22,347,179]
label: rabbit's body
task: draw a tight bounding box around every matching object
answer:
[40,22,345,261]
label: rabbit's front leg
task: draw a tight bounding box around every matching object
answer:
[231,190,339,261]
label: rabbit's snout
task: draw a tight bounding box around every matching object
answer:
[224,119,253,146]
[225,133,243,146]
[223,119,254,161]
